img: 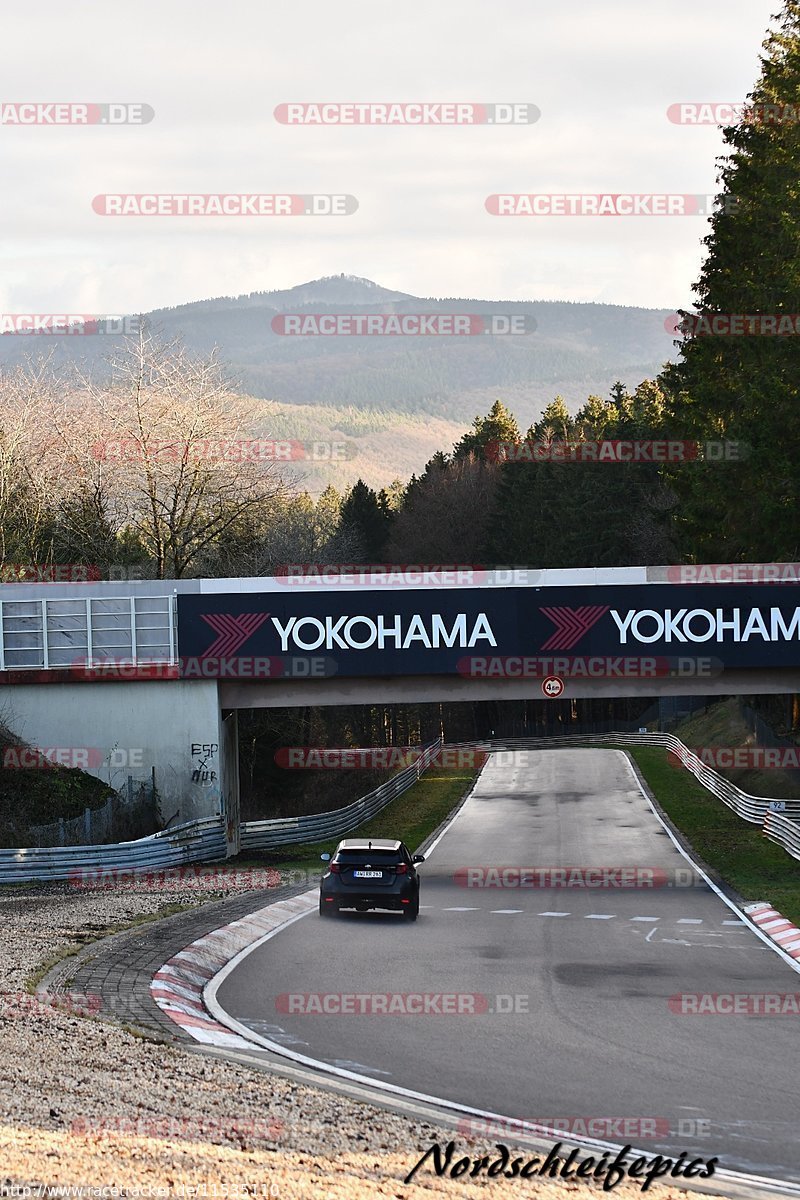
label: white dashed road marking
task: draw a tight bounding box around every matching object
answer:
[417,907,752,933]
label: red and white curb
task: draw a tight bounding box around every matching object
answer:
[150,890,317,1047]
[744,902,800,961]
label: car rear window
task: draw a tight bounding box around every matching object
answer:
[335,849,401,863]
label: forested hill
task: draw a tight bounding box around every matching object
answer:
[149,275,678,423]
[0,274,678,428]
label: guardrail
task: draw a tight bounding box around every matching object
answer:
[0,816,227,884]
[762,809,800,861]
[0,737,444,882]
[240,736,444,851]
[3,730,799,883]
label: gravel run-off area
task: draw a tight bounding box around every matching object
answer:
[0,878,703,1199]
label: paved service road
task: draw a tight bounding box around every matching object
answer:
[217,749,800,1183]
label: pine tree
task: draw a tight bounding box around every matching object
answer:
[453,400,521,460]
[339,479,393,560]
[662,1,800,559]
[533,396,573,442]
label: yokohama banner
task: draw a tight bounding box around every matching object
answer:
[176,584,800,679]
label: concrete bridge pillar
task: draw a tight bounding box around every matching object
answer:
[0,680,233,834]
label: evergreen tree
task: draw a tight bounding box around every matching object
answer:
[533,396,573,442]
[339,479,393,560]
[661,1,800,559]
[484,386,676,567]
[453,400,521,460]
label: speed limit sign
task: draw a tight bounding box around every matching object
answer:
[541,675,565,698]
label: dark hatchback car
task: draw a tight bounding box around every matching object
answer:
[319,838,425,920]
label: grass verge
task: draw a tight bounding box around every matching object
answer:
[672,697,800,800]
[228,765,478,877]
[630,745,800,926]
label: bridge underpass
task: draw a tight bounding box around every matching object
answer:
[0,565,798,848]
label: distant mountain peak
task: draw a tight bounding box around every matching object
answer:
[316,273,381,286]
[151,274,417,317]
[278,274,416,306]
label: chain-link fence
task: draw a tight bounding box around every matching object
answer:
[28,776,159,847]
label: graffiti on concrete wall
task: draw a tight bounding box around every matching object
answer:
[190,742,218,786]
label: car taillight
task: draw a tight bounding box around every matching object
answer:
[395,863,408,875]
[329,862,341,873]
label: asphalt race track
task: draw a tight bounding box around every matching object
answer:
[216,749,800,1184]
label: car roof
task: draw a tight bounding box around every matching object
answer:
[336,838,403,851]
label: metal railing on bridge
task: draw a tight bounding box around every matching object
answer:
[0,594,175,670]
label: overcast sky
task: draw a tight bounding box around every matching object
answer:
[0,0,780,314]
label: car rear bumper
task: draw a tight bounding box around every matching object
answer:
[320,880,416,911]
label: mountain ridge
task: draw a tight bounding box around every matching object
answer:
[0,274,681,488]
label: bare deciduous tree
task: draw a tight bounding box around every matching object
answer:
[42,327,291,577]
[0,356,62,567]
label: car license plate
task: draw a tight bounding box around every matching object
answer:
[353,870,382,878]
